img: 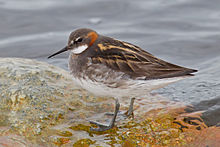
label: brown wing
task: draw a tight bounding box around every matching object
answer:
[91,38,197,80]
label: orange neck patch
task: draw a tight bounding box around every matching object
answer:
[87,31,98,46]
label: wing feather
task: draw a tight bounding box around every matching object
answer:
[91,38,197,79]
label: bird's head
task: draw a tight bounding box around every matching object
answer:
[48,28,98,58]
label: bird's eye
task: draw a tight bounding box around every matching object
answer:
[74,37,83,44]
[77,38,83,42]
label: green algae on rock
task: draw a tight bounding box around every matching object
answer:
[0,58,122,146]
[0,58,218,147]
[0,58,92,146]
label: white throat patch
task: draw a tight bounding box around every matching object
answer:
[71,45,88,54]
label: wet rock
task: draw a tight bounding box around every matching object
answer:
[0,58,94,146]
[0,58,219,146]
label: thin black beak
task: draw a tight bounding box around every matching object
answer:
[48,46,68,59]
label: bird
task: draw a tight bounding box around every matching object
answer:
[48,28,197,132]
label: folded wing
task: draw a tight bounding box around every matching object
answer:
[91,38,197,80]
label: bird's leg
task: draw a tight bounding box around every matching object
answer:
[105,97,135,118]
[124,97,135,117]
[89,98,120,132]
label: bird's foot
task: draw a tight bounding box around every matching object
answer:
[89,98,120,132]
[89,120,114,132]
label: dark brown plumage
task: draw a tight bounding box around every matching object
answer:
[90,36,197,80]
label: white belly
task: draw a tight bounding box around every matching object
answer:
[71,75,186,99]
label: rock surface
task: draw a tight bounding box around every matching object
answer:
[0,58,219,146]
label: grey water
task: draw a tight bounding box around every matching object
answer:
[0,0,220,126]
